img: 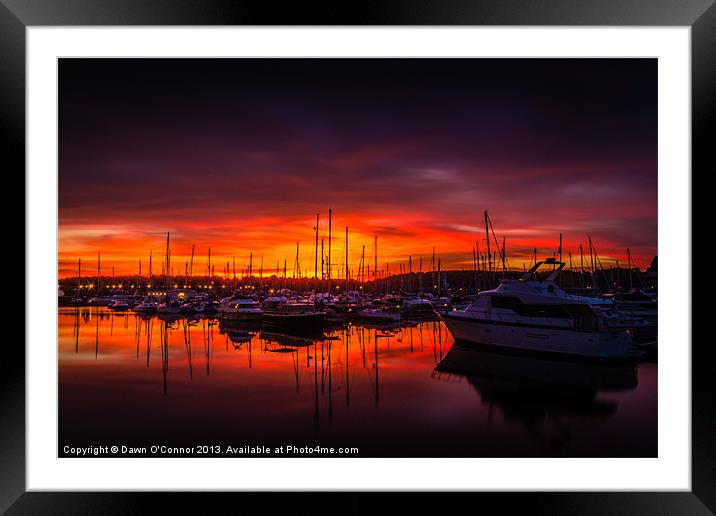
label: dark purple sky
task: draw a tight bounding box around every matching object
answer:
[58,58,657,276]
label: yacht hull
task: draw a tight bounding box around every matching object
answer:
[355,314,401,323]
[440,313,633,360]
[157,306,182,315]
[401,308,438,320]
[263,312,325,330]
[133,306,157,314]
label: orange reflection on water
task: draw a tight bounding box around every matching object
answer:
[58,308,657,458]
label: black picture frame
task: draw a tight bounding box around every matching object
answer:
[1,1,707,513]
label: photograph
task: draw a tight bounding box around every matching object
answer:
[57,57,658,459]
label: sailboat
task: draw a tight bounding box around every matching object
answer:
[157,232,181,315]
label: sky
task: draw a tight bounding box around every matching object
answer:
[58,58,657,278]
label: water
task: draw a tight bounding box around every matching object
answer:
[58,308,657,457]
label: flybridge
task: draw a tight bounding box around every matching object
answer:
[520,259,566,283]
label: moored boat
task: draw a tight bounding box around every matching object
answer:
[604,290,658,323]
[401,297,436,319]
[88,296,112,307]
[157,300,182,314]
[218,294,263,321]
[262,298,325,330]
[109,300,130,311]
[354,307,401,323]
[439,259,640,361]
[133,300,157,313]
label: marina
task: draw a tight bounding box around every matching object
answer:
[56,58,659,459]
[58,214,658,363]
[58,211,658,459]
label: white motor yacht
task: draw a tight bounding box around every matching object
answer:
[439,259,638,360]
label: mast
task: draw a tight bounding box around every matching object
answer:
[609,259,615,292]
[361,245,365,285]
[579,244,585,289]
[627,247,633,290]
[594,248,611,289]
[374,236,378,294]
[97,251,101,297]
[314,212,319,279]
[327,208,332,283]
[588,235,596,291]
[472,245,478,290]
[437,258,441,296]
[502,236,506,279]
[149,250,152,287]
[431,246,436,291]
[165,232,170,299]
[485,211,492,276]
[259,256,264,291]
[189,244,195,277]
[408,255,413,293]
[345,226,349,292]
[293,243,300,279]
[77,258,81,296]
[558,233,562,264]
[477,242,483,289]
[321,238,325,292]
[486,211,503,285]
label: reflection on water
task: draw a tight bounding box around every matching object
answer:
[433,344,638,449]
[59,307,656,457]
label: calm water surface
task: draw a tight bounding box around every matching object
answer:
[58,307,657,457]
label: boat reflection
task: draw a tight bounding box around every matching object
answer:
[65,309,450,394]
[432,343,638,447]
[59,307,655,457]
[67,309,430,424]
